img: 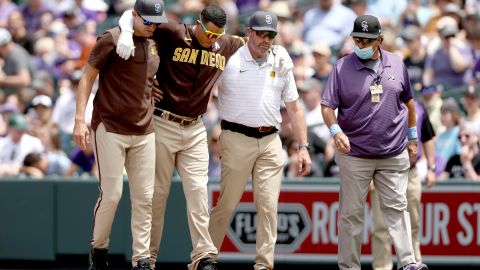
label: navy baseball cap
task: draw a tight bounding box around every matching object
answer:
[249,10,278,33]
[351,15,382,39]
[134,0,168,24]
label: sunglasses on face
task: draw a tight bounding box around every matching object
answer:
[254,30,277,40]
[139,15,160,26]
[353,37,376,45]
[199,15,225,39]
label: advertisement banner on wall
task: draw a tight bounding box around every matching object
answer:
[208,183,480,264]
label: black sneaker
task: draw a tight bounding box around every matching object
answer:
[402,263,429,270]
[88,248,108,270]
[132,258,152,270]
[196,258,217,270]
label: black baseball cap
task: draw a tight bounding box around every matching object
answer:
[134,0,168,24]
[350,15,382,39]
[249,10,278,33]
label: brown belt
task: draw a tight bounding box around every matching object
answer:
[154,108,200,127]
[221,120,277,139]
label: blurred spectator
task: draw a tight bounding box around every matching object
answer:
[47,20,81,80]
[66,129,97,178]
[401,25,426,92]
[268,0,292,21]
[32,10,54,41]
[80,0,109,23]
[423,16,473,89]
[465,19,480,86]
[421,85,445,134]
[32,36,57,76]
[310,42,333,85]
[208,124,221,179]
[473,58,480,86]
[0,27,33,97]
[236,0,270,19]
[279,104,293,145]
[440,121,480,181]
[344,0,367,16]
[20,0,55,37]
[301,0,356,50]
[6,10,33,54]
[283,135,314,178]
[366,0,408,29]
[43,126,71,176]
[0,0,17,28]
[62,7,86,38]
[298,78,330,176]
[380,29,403,56]
[0,113,44,176]
[0,101,18,136]
[436,97,461,173]
[396,0,435,29]
[28,94,54,142]
[18,152,46,178]
[31,70,55,97]
[465,0,480,16]
[52,69,92,156]
[462,84,480,134]
[203,88,220,133]
[73,24,96,70]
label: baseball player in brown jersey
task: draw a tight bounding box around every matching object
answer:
[73,0,166,269]
[115,4,293,270]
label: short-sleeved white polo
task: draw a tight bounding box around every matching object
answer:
[217,45,298,128]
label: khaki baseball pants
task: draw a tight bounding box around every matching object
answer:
[90,123,155,266]
[335,150,416,270]
[149,115,217,269]
[371,167,422,270]
[209,130,284,270]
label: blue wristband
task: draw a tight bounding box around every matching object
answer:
[407,127,418,140]
[330,124,342,137]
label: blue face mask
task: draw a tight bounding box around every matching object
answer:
[353,44,375,59]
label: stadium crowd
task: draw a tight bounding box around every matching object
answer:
[0,0,479,183]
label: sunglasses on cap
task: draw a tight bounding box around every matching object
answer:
[254,30,277,40]
[139,15,161,26]
[199,15,225,39]
[353,37,376,45]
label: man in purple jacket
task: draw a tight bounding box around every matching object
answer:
[321,15,428,270]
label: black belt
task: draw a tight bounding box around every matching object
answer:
[221,120,277,139]
[154,108,200,127]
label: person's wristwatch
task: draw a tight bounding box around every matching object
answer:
[428,164,436,172]
[298,142,310,151]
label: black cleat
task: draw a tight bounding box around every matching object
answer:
[402,263,429,270]
[196,258,217,270]
[132,258,152,270]
[88,248,108,270]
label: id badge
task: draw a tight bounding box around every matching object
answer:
[370,84,383,94]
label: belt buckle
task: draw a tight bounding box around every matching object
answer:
[179,118,196,127]
[258,126,272,132]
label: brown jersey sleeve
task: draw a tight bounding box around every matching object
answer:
[88,30,115,71]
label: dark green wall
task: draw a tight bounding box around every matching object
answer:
[0,178,191,262]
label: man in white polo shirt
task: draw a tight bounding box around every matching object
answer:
[208,10,312,270]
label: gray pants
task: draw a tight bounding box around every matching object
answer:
[335,150,416,270]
